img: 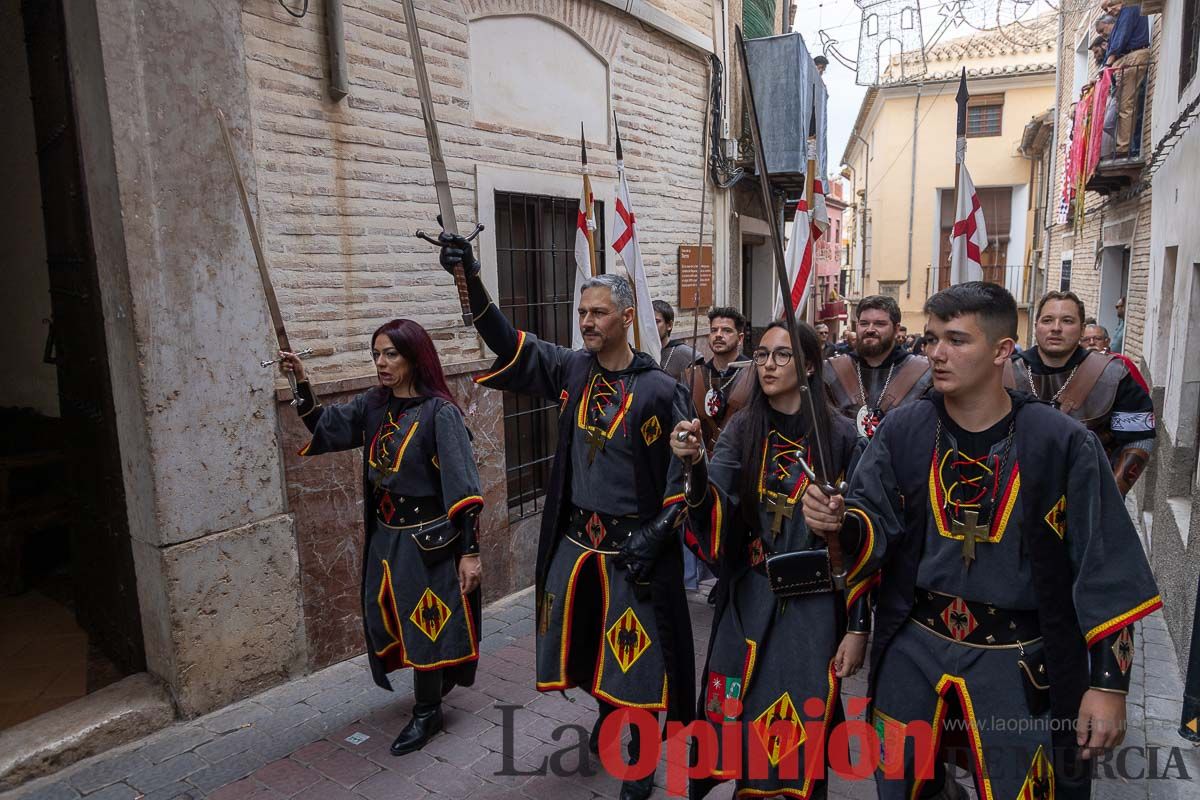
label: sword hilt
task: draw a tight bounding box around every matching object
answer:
[260,348,313,368]
[416,223,484,327]
[795,458,850,588]
[415,222,484,247]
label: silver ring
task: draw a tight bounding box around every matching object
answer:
[676,431,690,442]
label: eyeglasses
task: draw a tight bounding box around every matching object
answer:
[751,348,793,367]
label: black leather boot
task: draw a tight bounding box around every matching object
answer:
[589,700,615,754]
[619,725,656,800]
[390,703,443,756]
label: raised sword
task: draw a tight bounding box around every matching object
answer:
[400,0,482,326]
[215,108,311,405]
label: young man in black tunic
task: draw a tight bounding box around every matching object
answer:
[441,236,694,800]
[803,283,1162,800]
[824,295,932,439]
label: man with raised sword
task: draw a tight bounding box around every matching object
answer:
[440,237,694,800]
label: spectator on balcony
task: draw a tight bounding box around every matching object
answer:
[1090,35,1109,68]
[814,54,828,75]
[1094,14,1116,39]
[1104,4,1150,158]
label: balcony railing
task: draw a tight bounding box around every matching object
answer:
[925,263,1039,306]
[1065,61,1150,200]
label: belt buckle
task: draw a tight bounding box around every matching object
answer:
[584,512,607,549]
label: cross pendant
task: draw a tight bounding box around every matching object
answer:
[764,491,794,535]
[584,426,607,464]
[952,508,991,567]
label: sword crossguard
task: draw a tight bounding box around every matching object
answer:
[260,348,313,368]
[795,458,848,498]
[415,222,484,247]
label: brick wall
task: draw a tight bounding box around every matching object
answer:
[241,0,712,385]
[246,0,715,669]
[1044,11,1156,366]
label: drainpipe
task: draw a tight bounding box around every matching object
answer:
[905,83,924,299]
[852,134,870,291]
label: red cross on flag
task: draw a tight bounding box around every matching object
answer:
[949,159,988,285]
[570,172,598,351]
[612,122,660,362]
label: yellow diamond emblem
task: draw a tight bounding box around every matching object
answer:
[752,691,806,767]
[606,607,651,673]
[409,588,452,643]
[1044,495,1066,539]
[641,415,662,446]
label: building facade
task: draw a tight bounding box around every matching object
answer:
[1138,0,1200,675]
[841,15,1057,337]
[0,0,741,768]
[1043,2,1157,368]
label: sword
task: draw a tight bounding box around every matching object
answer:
[736,28,849,588]
[215,108,310,406]
[400,0,483,326]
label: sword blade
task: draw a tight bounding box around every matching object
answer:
[216,108,292,355]
[400,0,473,325]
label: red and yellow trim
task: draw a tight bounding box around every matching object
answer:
[929,450,1020,544]
[909,675,994,800]
[448,495,483,519]
[844,507,875,583]
[374,560,405,661]
[536,549,594,692]
[662,493,685,509]
[736,661,839,799]
[1085,595,1164,647]
[475,330,528,385]
[576,372,635,441]
[845,571,880,611]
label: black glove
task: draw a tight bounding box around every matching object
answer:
[438,225,481,280]
[615,506,682,584]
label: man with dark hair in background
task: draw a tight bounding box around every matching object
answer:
[654,299,702,381]
[682,306,751,456]
[1014,291,1154,495]
[825,295,931,439]
[803,281,1161,800]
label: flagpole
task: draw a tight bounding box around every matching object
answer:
[581,123,598,277]
[951,68,968,290]
[806,106,817,325]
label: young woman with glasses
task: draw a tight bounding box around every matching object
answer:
[668,320,871,799]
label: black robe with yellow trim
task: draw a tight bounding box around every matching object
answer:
[845,391,1162,790]
[298,390,483,691]
[473,303,697,723]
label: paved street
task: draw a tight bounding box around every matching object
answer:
[6,584,1197,800]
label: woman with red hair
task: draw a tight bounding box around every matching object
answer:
[279,319,483,757]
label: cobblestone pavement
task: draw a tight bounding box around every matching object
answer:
[6,584,1198,800]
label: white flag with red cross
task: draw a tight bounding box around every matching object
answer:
[949,159,988,285]
[612,129,660,362]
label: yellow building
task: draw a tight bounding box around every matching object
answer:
[842,15,1058,339]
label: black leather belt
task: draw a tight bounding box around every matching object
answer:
[911,588,1041,648]
[375,492,442,530]
[565,506,639,553]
